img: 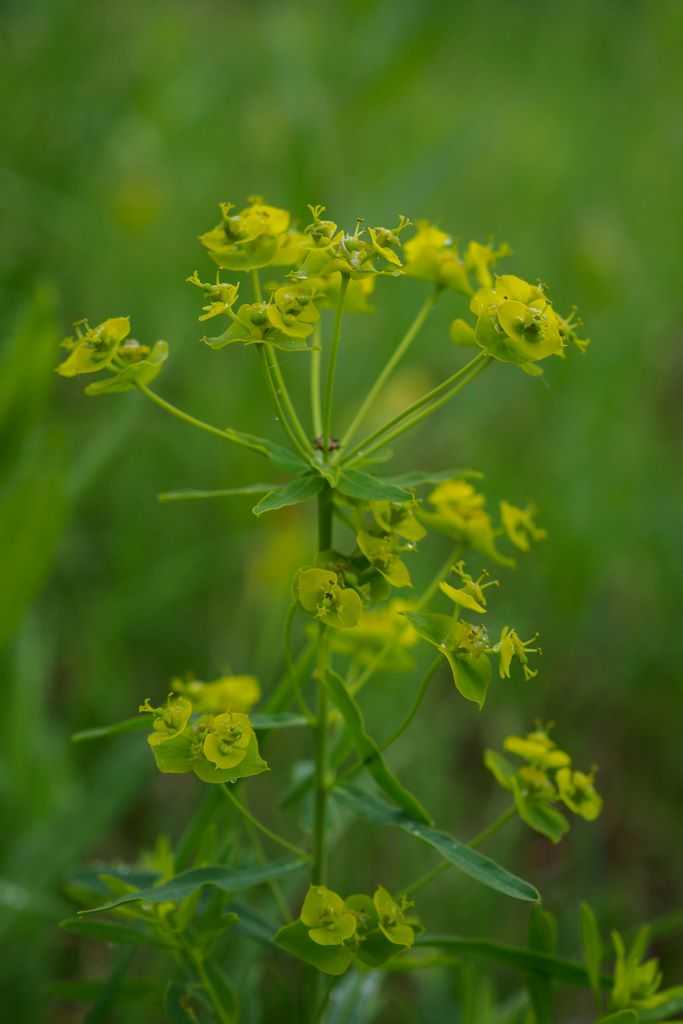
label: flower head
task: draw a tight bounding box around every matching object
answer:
[440,560,499,614]
[202,711,253,769]
[496,626,540,680]
[199,197,292,271]
[57,317,130,377]
[300,886,357,947]
[373,886,417,947]
[500,501,547,552]
[294,567,362,629]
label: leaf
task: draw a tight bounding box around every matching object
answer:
[229,431,309,471]
[527,906,557,1024]
[158,484,279,502]
[71,717,148,743]
[275,920,355,976]
[59,917,169,948]
[337,469,411,503]
[512,779,570,844]
[639,990,683,1021]
[333,786,539,903]
[415,934,611,988]
[252,473,324,516]
[325,670,433,825]
[595,1013,639,1024]
[581,901,604,997]
[80,859,305,915]
[250,712,310,730]
[384,468,483,488]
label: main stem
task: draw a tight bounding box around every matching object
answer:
[312,485,334,886]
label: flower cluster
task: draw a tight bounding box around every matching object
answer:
[451,273,589,375]
[485,726,602,842]
[56,316,168,395]
[299,883,420,962]
[139,693,268,784]
[610,928,682,1013]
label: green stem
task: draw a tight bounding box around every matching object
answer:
[336,287,439,456]
[251,268,263,303]
[322,273,349,448]
[378,655,441,752]
[342,352,491,467]
[317,483,333,551]
[260,345,312,463]
[221,785,311,860]
[192,949,233,1024]
[137,383,262,452]
[268,344,313,453]
[312,626,330,886]
[310,324,323,439]
[415,543,462,611]
[403,804,517,896]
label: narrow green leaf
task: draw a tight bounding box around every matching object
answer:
[230,431,309,471]
[326,671,433,825]
[581,901,604,997]
[333,786,539,903]
[337,469,411,503]
[275,920,355,976]
[527,906,557,1023]
[80,859,305,915]
[71,717,148,743]
[639,990,683,1021]
[416,934,612,988]
[252,473,324,516]
[384,468,483,488]
[158,484,278,502]
[251,712,310,730]
[59,917,169,948]
[595,1013,639,1024]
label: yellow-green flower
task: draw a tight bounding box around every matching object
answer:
[187,270,240,321]
[202,711,253,770]
[300,886,357,947]
[371,500,426,543]
[496,626,540,680]
[300,206,405,280]
[610,930,678,1011]
[172,674,261,715]
[471,274,577,372]
[139,695,192,747]
[373,886,417,947]
[266,282,320,339]
[357,530,413,589]
[199,198,292,271]
[556,767,602,820]
[403,221,470,293]
[294,567,363,629]
[440,560,498,614]
[500,500,547,551]
[421,479,513,567]
[56,317,131,377]
[504,729,570,770]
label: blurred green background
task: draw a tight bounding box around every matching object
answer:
[2,0,683,1019]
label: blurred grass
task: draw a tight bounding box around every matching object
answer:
[1,0,683,1019]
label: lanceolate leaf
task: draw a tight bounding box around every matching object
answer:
[71,717,148,743]
[415,935,612,989]
[251,712,310,730]
[337,469,411,503]
[384,468,483,488]
[252,473,324,516]
[59,918,170,948]
[580,901,604,997]
[158,484,279,502]
[226,430,310,471]
[80,860,305,915]
[325,671,433,826]
[333,786,539,903]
